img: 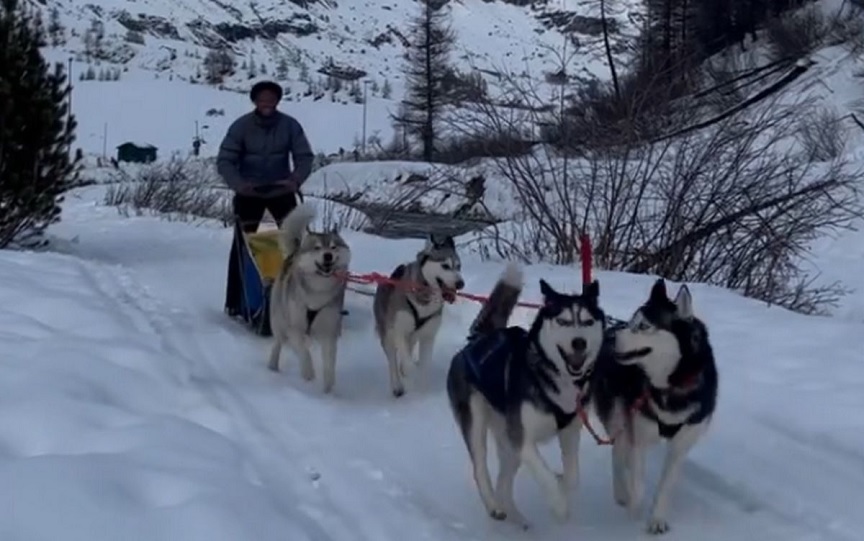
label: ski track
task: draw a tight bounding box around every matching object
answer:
[50,244,860,541]
[74,253,473,541]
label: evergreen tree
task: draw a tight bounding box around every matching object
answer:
[275,57,289,79]
[0,0,80,248]
[392,0,455,161]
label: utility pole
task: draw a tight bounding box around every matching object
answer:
[102,122,107,159]
[361,80,371,156]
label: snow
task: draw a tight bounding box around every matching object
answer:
[1,184,863,540]
[6,0,864,537]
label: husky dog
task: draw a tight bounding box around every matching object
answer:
[592,279,718,534]
[373,234,465,397]
[267,202,352,394]
[446,263,607,527]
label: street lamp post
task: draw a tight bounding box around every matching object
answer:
[361,80,371,156]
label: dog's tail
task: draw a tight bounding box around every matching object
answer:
[467,262,523,341]
[277,201,317,259]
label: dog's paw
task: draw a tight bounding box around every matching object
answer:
[267,362,280,372]
[646,518,670,535]
[505,508,531,530]
[301,367,315,381]
[392,386,405,398]
[613,482,629,507]
[489,508,507,521]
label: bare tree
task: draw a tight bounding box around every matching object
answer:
[458,65,861,314]
[392,0,455,161]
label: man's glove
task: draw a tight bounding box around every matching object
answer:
[235,180,259,196]
[276,177,300,192]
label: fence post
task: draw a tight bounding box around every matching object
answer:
[580,233,593,286]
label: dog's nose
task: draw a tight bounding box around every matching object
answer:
[455,279,465,290]
[322,252,333,263]
[571,338,587,351]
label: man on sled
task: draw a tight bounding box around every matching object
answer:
[216,80,314,318]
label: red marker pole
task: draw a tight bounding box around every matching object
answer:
[580,233,592,286]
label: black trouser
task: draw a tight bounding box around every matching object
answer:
[224,192,298,314]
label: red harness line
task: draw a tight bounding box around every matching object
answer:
[336,234,626,445]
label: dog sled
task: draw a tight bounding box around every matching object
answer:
[232,222,283,337]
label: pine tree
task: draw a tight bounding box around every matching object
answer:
[392,0,455,161]
[0,0,80,248]
[47,7,63,46]
[275,57,289,79]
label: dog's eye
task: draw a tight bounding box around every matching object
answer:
[555,318,574,327]
[637,321,652,332]
[581,318,595,326]
[441,264,451,270]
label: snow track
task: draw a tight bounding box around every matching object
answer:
[78,253,473,541]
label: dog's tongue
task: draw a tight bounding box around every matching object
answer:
[563,348,586,370]
[442,289,457,303]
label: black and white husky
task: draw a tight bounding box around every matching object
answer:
[592,279,718,534]
[446,263,607,527]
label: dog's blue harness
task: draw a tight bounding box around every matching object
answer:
[456,327,526,413]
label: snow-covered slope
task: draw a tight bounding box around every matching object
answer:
[1,184,863,540]
[41,0,643,100]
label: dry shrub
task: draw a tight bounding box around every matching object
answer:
[765,5,828,61]
[460,66,862,314]
[796,105,846,162]
[103,157,231,223]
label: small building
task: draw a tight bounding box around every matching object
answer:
[116,142,157,164]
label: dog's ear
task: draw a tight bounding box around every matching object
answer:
[649,278,668,304]
[423,234,437,251]
[539,279,557,299]
[428,233,453,249]
[582,280,599,301]
[673,284,694,319]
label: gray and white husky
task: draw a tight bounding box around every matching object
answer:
[592,279,718,534]
[373,234,465,398]
[446,263,607,527]
[267,202,352,394]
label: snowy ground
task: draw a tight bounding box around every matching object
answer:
[1,185,862,540]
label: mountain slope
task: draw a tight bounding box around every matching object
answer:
[39,0,644,99]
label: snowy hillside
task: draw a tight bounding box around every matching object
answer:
[39,0,643,100]
[1,184,863,540]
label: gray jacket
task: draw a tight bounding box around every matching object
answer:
[216,111,314,193]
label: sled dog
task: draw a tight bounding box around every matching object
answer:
[373,234,464,397]
[446,263,607,527]
[592,278,718,534]
[268,202,352,393]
